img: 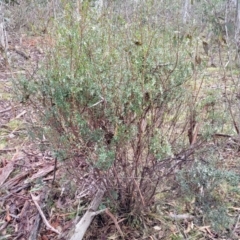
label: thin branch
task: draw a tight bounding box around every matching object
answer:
[30,193,60,235]
[70,188,105,240]
[105,209,124,239]
[89,99,104,108]
[88,96,105,108]
[232,214,240,235]
[133,178,145,207]
[0,107,12,114]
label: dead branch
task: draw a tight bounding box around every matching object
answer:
[0,148,16,153]
[70,188,105,240]
[232,214,240,235]
[30,193,60,235]
[29,213,41,240]
[0,107,12,114]
[0,183,30,201]
[105,209,124,239]
[29,165,55,181]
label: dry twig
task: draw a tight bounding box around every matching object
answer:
[232,214,240,235]
[70,188,105,240]
[30,193,60,235]
[105,208,124,239]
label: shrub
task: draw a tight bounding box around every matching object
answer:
[16,0,204,232]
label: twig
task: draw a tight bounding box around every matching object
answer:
[29,213,41,240]
[30,193,60,235]
[70,188,105,240]
[133,179,145,206]
[105,209,124,239]
[1,183,30,200]
[0,221,8,232]
[0,148,16,153]
[232,214,240,235]
[89,99,104,108]
[89,96,105,108]
[92,208,107,216]
[0,107,11,114]
[15,110,27,119]
[52,157,57,185]
[13,49,30,60]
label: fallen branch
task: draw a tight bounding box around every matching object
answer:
[2,171,31,190]
[0,221,8,232]
[105,208,124,238]
[0,107,12,114]
[70,188,105,240]
[29,213,42,240]
[0,183,30,201]
[232,214,240,235]
[0,148,16,154]
[29,165,55,181]
[31,193,60,235]
[13,49,30,60]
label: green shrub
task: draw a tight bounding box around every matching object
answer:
[16,0,202,228]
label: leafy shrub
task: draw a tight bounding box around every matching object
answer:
[16,0,202,229]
